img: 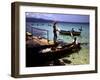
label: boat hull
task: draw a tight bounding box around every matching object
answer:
[26,43,81,67]
[60,30,81,36]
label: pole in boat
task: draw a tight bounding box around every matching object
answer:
[79,26,83,31]
[70,28,74,37]
[70,31,73,37]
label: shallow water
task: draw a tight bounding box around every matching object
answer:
[26,22,90,65]
[63,46,89,65]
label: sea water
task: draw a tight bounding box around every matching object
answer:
[26,22,89,65]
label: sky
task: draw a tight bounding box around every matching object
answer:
[26,12,89,23]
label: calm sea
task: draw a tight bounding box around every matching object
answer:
[26,22,89,44]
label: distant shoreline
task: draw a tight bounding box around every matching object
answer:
[26,18,89,24]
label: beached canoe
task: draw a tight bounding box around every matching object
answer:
[26,42,81,67]
[60,30,81,36]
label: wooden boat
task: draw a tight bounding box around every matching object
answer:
[26,42,81,67]
[60,30,81,36]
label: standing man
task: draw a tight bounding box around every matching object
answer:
[53,22,58,44]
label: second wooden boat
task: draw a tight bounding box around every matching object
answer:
[60,30,81,36]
